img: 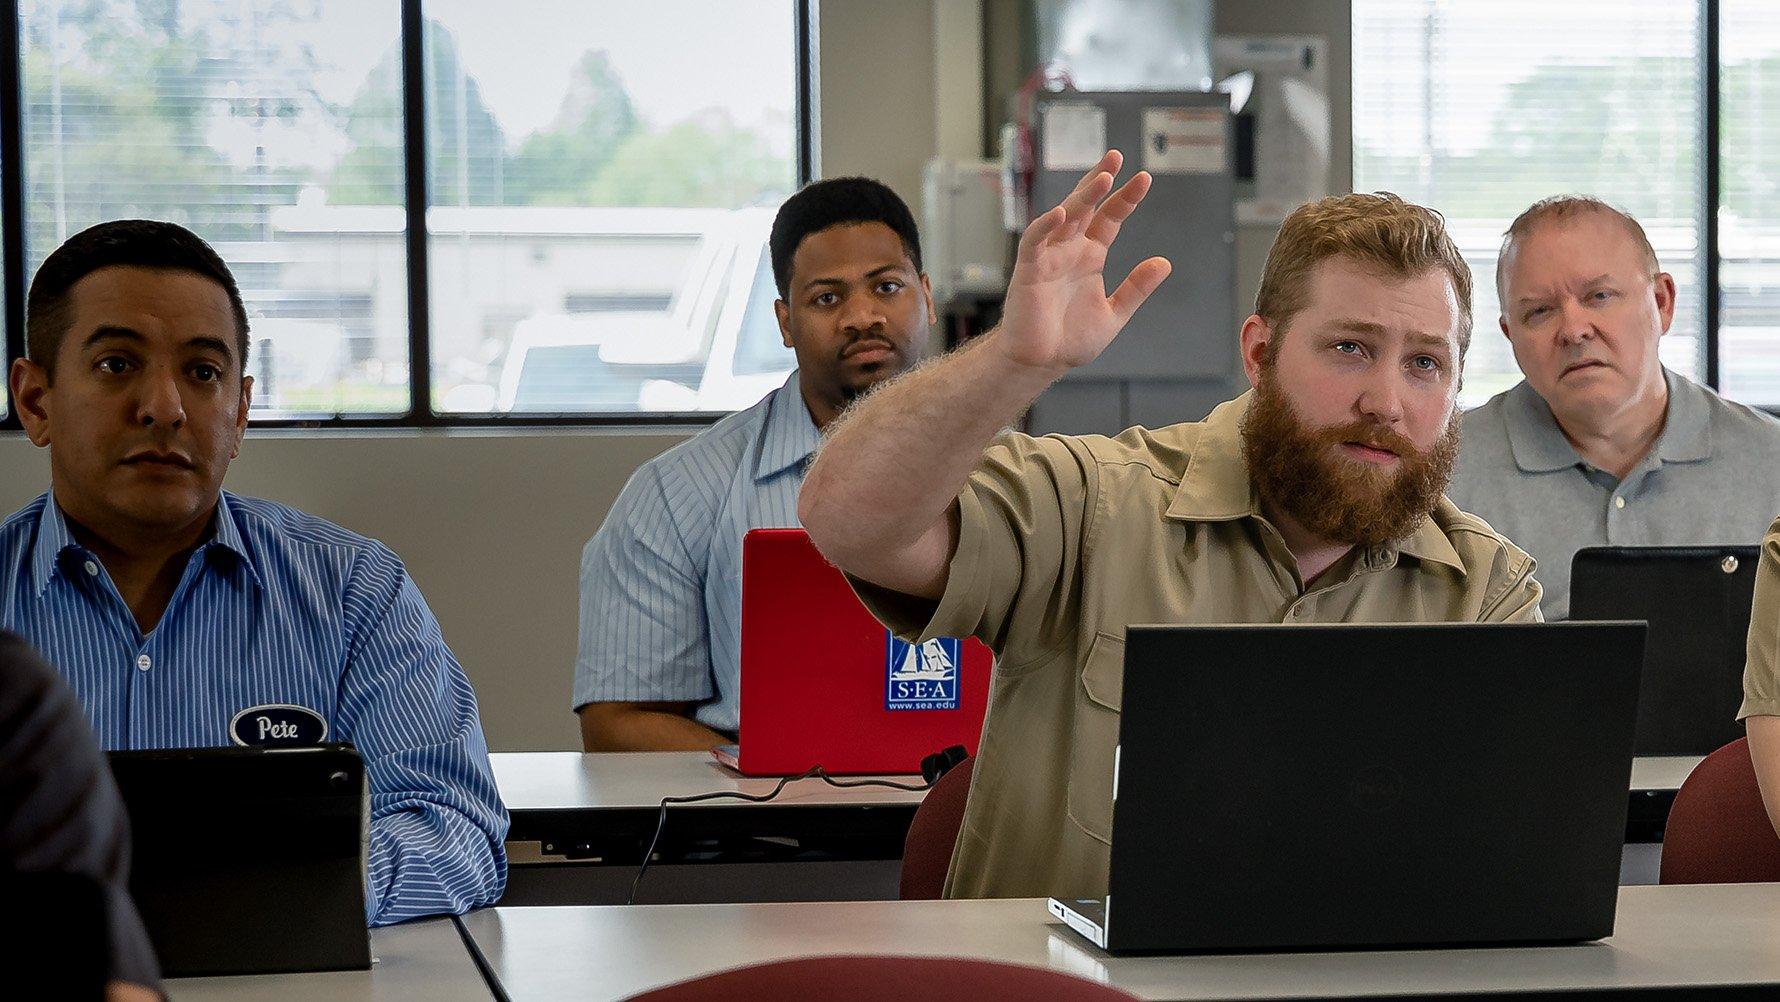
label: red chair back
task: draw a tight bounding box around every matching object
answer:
[624,955,1139,1002]
[899,756,974,899]
[1660,736,1780,884]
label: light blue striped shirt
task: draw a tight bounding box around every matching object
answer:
[575,372,820,733]
[0,490,509,926]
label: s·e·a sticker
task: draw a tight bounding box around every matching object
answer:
[886,634,961,711]
[229,704,329,747]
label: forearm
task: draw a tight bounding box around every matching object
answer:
[1748,716,1780,839]
[578,702,729,752]
[367,804,507,924]
[801,332,1059,578]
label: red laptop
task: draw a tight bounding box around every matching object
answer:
[713,528,993,776]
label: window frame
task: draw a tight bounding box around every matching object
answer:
[1350,0,1767,411]
[0,0,815,431]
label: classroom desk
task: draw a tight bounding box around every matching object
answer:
[495,752,924,905]
[1629,755,1704,794]
[164,917,490,1001]
[1625,755,1704,845]
[493,752,1710,904]
[461,883,1780,1001]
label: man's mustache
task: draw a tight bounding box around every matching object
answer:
[840,334,897,360]
[1314,420,1420,460]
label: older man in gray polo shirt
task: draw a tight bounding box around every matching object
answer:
[1448,196,1780,620]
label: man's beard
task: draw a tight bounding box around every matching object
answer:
[1240,369,1461,547]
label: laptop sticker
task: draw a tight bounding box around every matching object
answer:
[886,634,961,711]
[229,704,329,747]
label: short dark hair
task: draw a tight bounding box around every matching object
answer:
[26,219,250,378]
[769,177,923,298]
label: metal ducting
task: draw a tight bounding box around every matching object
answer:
[1033,0,1215,92]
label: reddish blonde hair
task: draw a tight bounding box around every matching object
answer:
[1255,192,1473,356]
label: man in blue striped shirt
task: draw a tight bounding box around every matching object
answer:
[575,179,934,750]
[2,220,507,925]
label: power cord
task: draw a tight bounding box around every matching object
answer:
[626,758,960,905]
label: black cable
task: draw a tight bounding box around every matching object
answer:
[626,767,934,905]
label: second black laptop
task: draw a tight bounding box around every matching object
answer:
[107,744,371,977]
[1051,622,1645,953]
[1570,544,1759,755]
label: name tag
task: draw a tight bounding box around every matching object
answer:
[229,704,329,747]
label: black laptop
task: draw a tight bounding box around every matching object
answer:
[106,744,371,977]
[1050,622,1645,953]
[1570,545,1759,755]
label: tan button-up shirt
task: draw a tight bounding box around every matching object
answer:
[853,392,1543,901]
[1738,518,1780,720]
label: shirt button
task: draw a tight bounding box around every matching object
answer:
[83,560,99,577]
[1614,496,1626,510]
[1291,606,1305,618]
[135,654,152,672]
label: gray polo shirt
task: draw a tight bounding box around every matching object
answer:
[1447,368,1780,620]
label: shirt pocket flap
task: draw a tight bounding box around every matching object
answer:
[1066,631,1125,845]
[1080,631,1124,710]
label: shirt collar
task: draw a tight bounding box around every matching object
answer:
[1653,367,1712,463]
[208,492,263,589]
[1504,367,1712,473]
[30,490,263,595]
[1396,502,1468,576]
[1164,392,1259,523]
[1163,391,1467,577]
[29,493,78,595]
[1502,379,1582,473]
[753,370,824,483]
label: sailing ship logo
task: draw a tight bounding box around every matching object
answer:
[885,634,961,710]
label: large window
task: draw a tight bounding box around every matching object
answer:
[1354,0,1706,410]
[1721,2,1780,406]
[0,0,809,426]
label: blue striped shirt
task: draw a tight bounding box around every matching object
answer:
[575,372,820,732]
[0,491,509,925]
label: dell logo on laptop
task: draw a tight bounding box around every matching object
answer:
[229,704,329,747]
[885,634,962,711]
[1348,764,1405,813]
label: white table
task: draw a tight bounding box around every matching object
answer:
[491,752,927,812]
[1630,755,1703,794]
[493,751,1703,811]
[165,917,489,1001]
[462,884,1780,1001]
[493,752,925,906]
[491,752,1710,902]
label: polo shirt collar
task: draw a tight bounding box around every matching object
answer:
[1653,367,1712,464]
[1163,391,1467,576]
[753,370,823,483]
[1502,379,1580,473]
[30,490,263,594]
[1504,367,1710,473]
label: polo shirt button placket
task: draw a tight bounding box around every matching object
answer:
[1607,493,1628,543]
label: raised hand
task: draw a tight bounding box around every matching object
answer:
[993,150,1172,376]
